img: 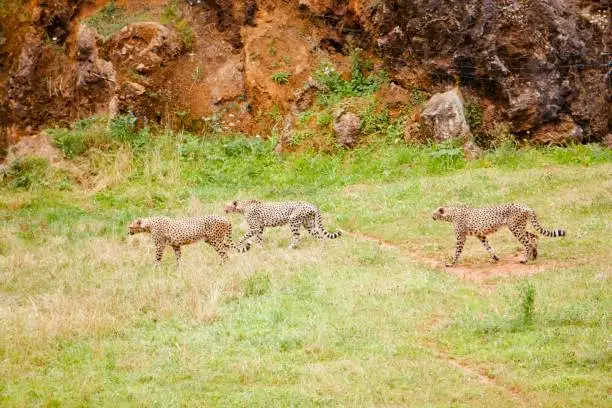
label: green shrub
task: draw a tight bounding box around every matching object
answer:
[464,101,484,131]
[110,113,138,142]
[360,103,390,136]
[289,130,315,146]
[313,50,387,103]
[51,129,88,159]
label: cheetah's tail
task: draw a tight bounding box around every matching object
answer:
[530,212,566,238]
[315,211,342,239]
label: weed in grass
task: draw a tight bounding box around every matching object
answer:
[518,281,536,326]
[426,141,466,174]
[244,272,272,297]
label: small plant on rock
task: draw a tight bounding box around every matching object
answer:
[272,71,291,85]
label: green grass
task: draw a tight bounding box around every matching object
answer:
[1,124,611,406]
[83,1,152,41]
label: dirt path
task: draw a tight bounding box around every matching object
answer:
[348,230,531,405]
[346,230,560,285]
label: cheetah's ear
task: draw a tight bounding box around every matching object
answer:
[136,219,142,225]
[233,200,237,206]
[438,207,444,214]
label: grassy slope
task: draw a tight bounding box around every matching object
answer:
[1,132,611,406]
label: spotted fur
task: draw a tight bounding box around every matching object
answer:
[128,215,249,265]
[432,203,565,266]
[224,200,342,248]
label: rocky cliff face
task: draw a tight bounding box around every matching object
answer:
[0,0,610,155]
[351,0,610,139]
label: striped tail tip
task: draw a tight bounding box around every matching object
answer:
[546,229,566,237]
[325,230,342,239]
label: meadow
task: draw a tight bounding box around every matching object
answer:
[1,119,611,406]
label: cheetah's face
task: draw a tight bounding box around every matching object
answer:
[128,219,147,235]
[224,200,240,213]
[432,207,449,222]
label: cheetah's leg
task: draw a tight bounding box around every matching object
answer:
[477,235,499,262]
[154,242,165,267]
[210,239,229,263]
[171,245,182,266]
[509,225,533,264]
[288,218,302,249]
[447,232,466,267]
[525,231,538,260]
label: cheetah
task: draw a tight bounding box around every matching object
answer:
[432,203,565,266]
[224,200,342,249]
[127,215,250,265]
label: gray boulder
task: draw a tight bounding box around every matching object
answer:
[420,88,471,141]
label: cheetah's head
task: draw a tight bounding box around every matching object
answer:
[432,207,450,222]
[224,200,260,214]
[128,218,150,235]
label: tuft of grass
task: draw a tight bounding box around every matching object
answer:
[244,272,272,297]
[316,112,332,127]
[3,156,50,189]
